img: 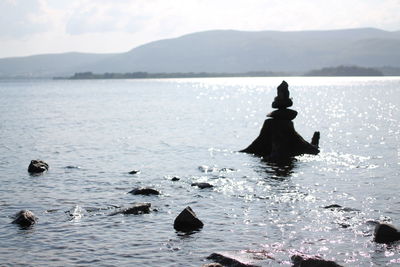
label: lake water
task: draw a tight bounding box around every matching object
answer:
[0,77,399,266]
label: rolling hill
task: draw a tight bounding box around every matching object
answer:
[0,28,399,77]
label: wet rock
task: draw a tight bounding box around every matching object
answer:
[171,177,180,181]
[12,210,37,227]
[219,168,237,172]
[129,169,140,174]
[207,253,260,267]
[267,109,298,120]
[323,204,342,209]
[128,188,160,195]
[198,165,220,173]
[109,203,151,216]
[202,263,224,267]
[64,165,80,169]
[374,223,400,244]
[28,160,49,173]
[191,182,214,189]
[291,255,343,267]
[174,206,203,232]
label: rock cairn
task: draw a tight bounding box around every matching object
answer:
[241,81,320,161]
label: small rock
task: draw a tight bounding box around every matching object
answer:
[171,177,180,181]
[174,206,204,232]
[129,170,140,174]
[291,255,343,267]
[109,203,151,216]
[267,109,298,120]
[64,165,80,169]
[207,253,259,267]
[128,188,160,195]
[28,160,49,173]
[219,168,237,172]
[12,210,37,227]
[198,165,218,173]
[191,182,214,189]
[202,263,224,267]
[323,204,342,209]
[311,131,320,147]
[374,223,400,244]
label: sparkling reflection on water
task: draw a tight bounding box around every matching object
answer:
[0,77,399,266]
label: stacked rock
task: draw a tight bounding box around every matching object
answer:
[240,80,320,161]
[267,81,298,121]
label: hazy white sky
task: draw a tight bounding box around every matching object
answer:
[1,0,399,58]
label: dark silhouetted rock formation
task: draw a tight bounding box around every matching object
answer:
[241,81,319,161]
[374,223,400,244]
[173,206,203,232]
[12,210,38,227]
[28,160,49,173]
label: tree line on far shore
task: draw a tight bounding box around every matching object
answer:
[57,65,384,80]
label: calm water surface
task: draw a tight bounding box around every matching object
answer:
[0,77,399,266]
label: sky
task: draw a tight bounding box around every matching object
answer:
[1,0,399,59]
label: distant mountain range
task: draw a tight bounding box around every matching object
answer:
[1,28,400,77]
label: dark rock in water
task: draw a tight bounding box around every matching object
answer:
[109,203,151,216]
[219,167,237,172]
[191,182,214,189]
[28,160,49,173]
[174,206,203,232]
[129,170,140,174]
[171,176,180,181]
[267,109,298,120]
[323,204,343,209]
[12,210,37,227]
[128,188,160,195]
[311,131,320,147]
[202,263,224,267]
[207,253,260,267]
[374,223,400,243]
[291,255,343,267]
[240,119,319,160]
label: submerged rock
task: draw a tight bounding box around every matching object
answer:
[191,182,214,189]
[12,210,37,227]
[202,263,224,267]
[291,255,343,267]
[173,206,203,232]
[374,223,400,244]
[241,81,319,161]
[128,188,160,195]
[109,203,151,216]
[207,253,260,267]
[171,176,180,181]
[28,160,49,173]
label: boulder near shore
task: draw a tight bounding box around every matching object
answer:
[28,160,49,173]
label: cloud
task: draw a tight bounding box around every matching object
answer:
[0,0,53,39]
[0,0,400,58]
